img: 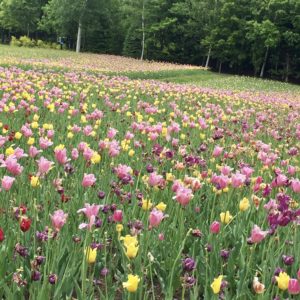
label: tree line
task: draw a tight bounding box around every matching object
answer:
[0,0,299,82]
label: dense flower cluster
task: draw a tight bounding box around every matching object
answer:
[0,64,299,299]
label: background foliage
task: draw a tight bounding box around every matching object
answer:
[0,0,299,81]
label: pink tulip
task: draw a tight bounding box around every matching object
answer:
[98,140,107,150]
[288,165,296,176]
[50,210,68,231]
[54,148,68,165]
[109,142,120,157]
[47,130,55,139]
[212,146,223,157]
[198,118,208,129]
[175,186,194,206]
[231,173,246,188]
[77,203,101,229]
[241,166,254,177]
[29,146,41,158]
[250,225,268,243]
[21,125,32,137]
[107,127,118,139]
[78,142,88,152]
[72,125,81,133]
[13,148,27,159]
[39,137,53,150]
[1,176,15,191]
[149,132,159,141]
[148,172,164,187]
[171,180,182,192]
[37,157,53,175]
[172,138,179,147]
[211,174,230,190]
[71,148,79,160]
[263,199,278,211]
[221,165,232,176]
[82,173,96,187]
[253,176,263,192]
[288,278,300,295]
[149,209,164,227]
[275,174,288,186]
[113,210,123,222]
[78,203,101,219]
[83,147,93,160]
[191,178,202,191]
[2,156,23,176]
[83,125,93,136]
[114,164,132,180]
[291,179,300,193]
[125,131,134,140]
[0,135,7,147]
[210,221,220,234]
[158,233,165,240]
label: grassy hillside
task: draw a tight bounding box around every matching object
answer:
[0,45,299,94]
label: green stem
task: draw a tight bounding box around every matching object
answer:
[167,228,192,298]
[81,230,89,299]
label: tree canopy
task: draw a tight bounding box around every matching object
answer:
[0,0,299,81]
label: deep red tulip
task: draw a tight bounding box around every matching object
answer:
[0,228,4,242]
[20,217,32,232]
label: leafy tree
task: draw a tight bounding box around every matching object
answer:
[0,0,299,82]
[0,0,43,36]
[246,20,280,77]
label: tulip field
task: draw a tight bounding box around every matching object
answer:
[0,47,300,299]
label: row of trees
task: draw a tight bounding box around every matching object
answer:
[0,0,299,81]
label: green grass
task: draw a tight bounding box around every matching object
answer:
[0,44,77,59]
[123,69,300,93]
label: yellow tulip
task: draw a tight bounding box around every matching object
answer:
[142,199,153,210]
[156,202,167,211]
[33,114,40,122]
[166,173,174,181]
[239,197,250,211]
[5,147,14,156]
[31,121,39,129]
[128,149,135,157]
[122,274,140,292]
[116,224,124,233]
[121,235,138,248]
[125,244,139,259]
[54,144,65,151]
[30,176,40,187]
[91,152,101,164]
[85,247,97,264]
[27,137,35,145]
[211,275,223,294]
[15,132,22,139]
[276,272,290,290]
[67,132,74,139]
[220,211,233,224]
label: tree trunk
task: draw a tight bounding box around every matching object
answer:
[205,46,211,68]
[76,21,82,53]
[260,47,269,78]
[140,0,145,60]
[285,53,289,82]
[218,61,222,73]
